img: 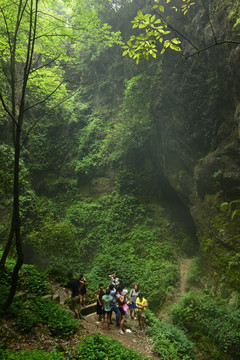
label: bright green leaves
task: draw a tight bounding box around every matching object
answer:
[122,10,180,63]
[123,0,195,62]
[229,0,240,30]
[182,0,195,15]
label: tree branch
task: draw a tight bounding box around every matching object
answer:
[0,6,12,54]
[24,81,63,111]
[186,40,240,58]
[150,0,199,51]
[21,88,79,148]
[200,0,218,44]
[29,54,62,74]
[0,92,16,124]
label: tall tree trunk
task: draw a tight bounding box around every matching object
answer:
[0,213,15,269]
[1,122,24,312]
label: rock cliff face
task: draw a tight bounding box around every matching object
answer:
[150,2,240,284]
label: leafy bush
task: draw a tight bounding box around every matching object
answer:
[31,297,79,337]
[170,291,240,357]
[16,308,39,333]
[72,332,149,359]
[0,266,12,309]
[65,193,179,309]
[0,349,65,360]
[186,257,203,290]
[145,310,195,360]
[18,265,50,295]
[23,192,186,310]
[6,295,79,337]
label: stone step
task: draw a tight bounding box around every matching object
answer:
[81,303,96,316]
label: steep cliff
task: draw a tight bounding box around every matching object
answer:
[149,2,240,288]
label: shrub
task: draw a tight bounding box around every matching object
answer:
[145,310,195,360]
[18,265,51,295]
[170,291,240,357]
[16,308,39,333]
[0,349,65,360]
[72,332,149,359]
[32,297,79,337]
[186,257,203,290]
[5,295,79,337]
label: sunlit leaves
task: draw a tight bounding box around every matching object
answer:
[123,0,195,62]
[182,0,195,15]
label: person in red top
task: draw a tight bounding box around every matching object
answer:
[96,284,104,322]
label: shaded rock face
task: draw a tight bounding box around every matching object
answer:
[151,3,240,247]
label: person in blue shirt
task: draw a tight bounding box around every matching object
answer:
[109,283,120,326]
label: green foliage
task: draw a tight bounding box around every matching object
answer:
[18,265,50,295]
[72,332,149,359]
[0,349,65,360]
[200,195,240,292]
[0,256,78,336]
[170,291,240,357]
[122,0,195,62]
[99,71,156,164]
[73,113,106,178]
[186,257,203,290]
[0,260,50,311]
[65,193,179,309]
[145,310,195,360]
[0,144,32,210]
[26,217,79,271]
[34,297,79,337]
[25,192,182,310]
[16,307,39,333]
[221,200,240,221]
[6,295,79,336]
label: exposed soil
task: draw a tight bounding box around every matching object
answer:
[80,313,160,360]
[158,257,193,321]
[1,258,193,359]
[1,313,159,359]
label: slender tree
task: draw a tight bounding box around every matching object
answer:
[0,0,122,310]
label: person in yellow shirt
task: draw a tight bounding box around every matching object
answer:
[136,292,148,331]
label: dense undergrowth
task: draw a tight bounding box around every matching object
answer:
[146,310,195,360]
[23,192,191,310]
[0,333,150,359]
[1,251,240,360]
[0,258,79,337]
[170,291,240,360]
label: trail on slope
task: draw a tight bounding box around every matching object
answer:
[2,259,192,358]
[158,257,193,321]
[79,313,160,360]
[79,258,194,359]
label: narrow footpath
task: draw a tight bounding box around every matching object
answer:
[158,257,193,321]
[79,312,159,360]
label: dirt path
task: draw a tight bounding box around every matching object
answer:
[2,258,193,358]
[79,313,160,360]
[158,258,193,321]
[77,258,194,358]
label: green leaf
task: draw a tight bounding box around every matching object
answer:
[231,209,238,221]
[171,38,181,44]
[170,43,181,51]
[151,15,156,23]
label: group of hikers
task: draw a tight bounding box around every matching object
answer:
[65,271,148,334]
